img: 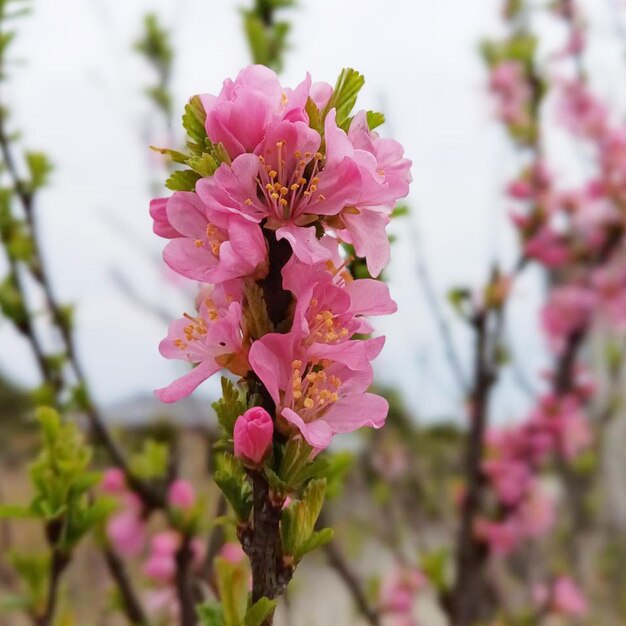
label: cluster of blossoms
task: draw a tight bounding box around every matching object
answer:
[151,65,410,452]
[477,384,593,555]
[533,576,588,619]
[488,60,533,129]
[475,2,626,566]
[378,566,426,626]
[102,469,205,620]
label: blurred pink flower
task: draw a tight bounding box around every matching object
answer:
[168,479,196,511]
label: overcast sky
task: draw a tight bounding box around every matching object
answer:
[2,0,626,424]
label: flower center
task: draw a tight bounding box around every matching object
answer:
[290,359,341,420]
[255,142,326,222]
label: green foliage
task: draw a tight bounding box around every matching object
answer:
[134,13,173,116]
[421,548,450,593]
[245,598,277,626]
[366,110,385,130]
[323,68,365,130]
[213,377,247,438]
[214,453,253,521]
[0,408,112,553]
[198,602,224,626]
[281,478,332,562]
[198,557,276,626]
[157,96,230,188]
[129,439,169,480]
[25,151,53,191]
[1,553,48,613]
[0,273,27,328]
[216,556,249,626]
[165,169,201,191]
[241,0,296,72]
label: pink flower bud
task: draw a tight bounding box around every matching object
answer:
[233,407,274,466]
[101,468,126,494]
[167,479,196,510]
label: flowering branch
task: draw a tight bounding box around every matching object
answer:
[151,65,410,624]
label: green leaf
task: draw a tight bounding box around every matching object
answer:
[366,110,385,130]
[0,273,27,328]
[245,598,277,626]
[165,169,201,192]
[214,453,253,521]
[297,528,333,558]
[150,145,191,164]
[0,504,37,519]
[216,557,249,626]
[213,378,247,437]
[323,68,365,129]
[198,601,224,626]
[130,439,169,480]
[281,478,327,561]
[305,98,323,134]
[25,151,53,190]
[182,95,208,149]
[188,152,221,178]
[421,548,450,592]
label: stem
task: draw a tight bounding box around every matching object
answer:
[451,311,495,626]
[103,547,147,626]
[34,549,69,626]
[248,472,288,618]
[175,534,199,626]
[324,541,381,626]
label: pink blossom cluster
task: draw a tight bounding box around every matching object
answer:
[379,565,426,626]
[488,61,532,128]
[101,470,205,617]
[152,66,410,451]
[533,576,588,618]
[477,387,593,555]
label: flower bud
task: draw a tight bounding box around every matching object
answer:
[167,479,196,510]
[233,407,274,466]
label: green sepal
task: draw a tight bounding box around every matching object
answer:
[212,377,247,437]
[165,169,201,192]
[214,453,253,521]
[245,597,277,626]
[281,478,328,561]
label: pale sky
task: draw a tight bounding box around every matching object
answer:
[2,0,626,424]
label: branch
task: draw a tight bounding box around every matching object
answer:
[103,547,147,626]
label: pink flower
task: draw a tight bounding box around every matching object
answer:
[196,118,361,265]
[489,61,531,127]
[152,191,268,284]
[283,255,397,343]
[558,80,608,139]
[167,479,196,511]
[592,261,626,328]
[101,468,126,494]
[541,286,595,353]
[107,505,146,557]
[475,516,519,556]
[517,483,555,538]
[552,576,587,617]
[249,330,387,450]
[219,542,246,564]
[143,531,179,583]
[380,566,425,615]
[482,458,532,506]
[156,281,249,403]
[199,65,321,159]
[524,227,570,267]
[233,407,274,466]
